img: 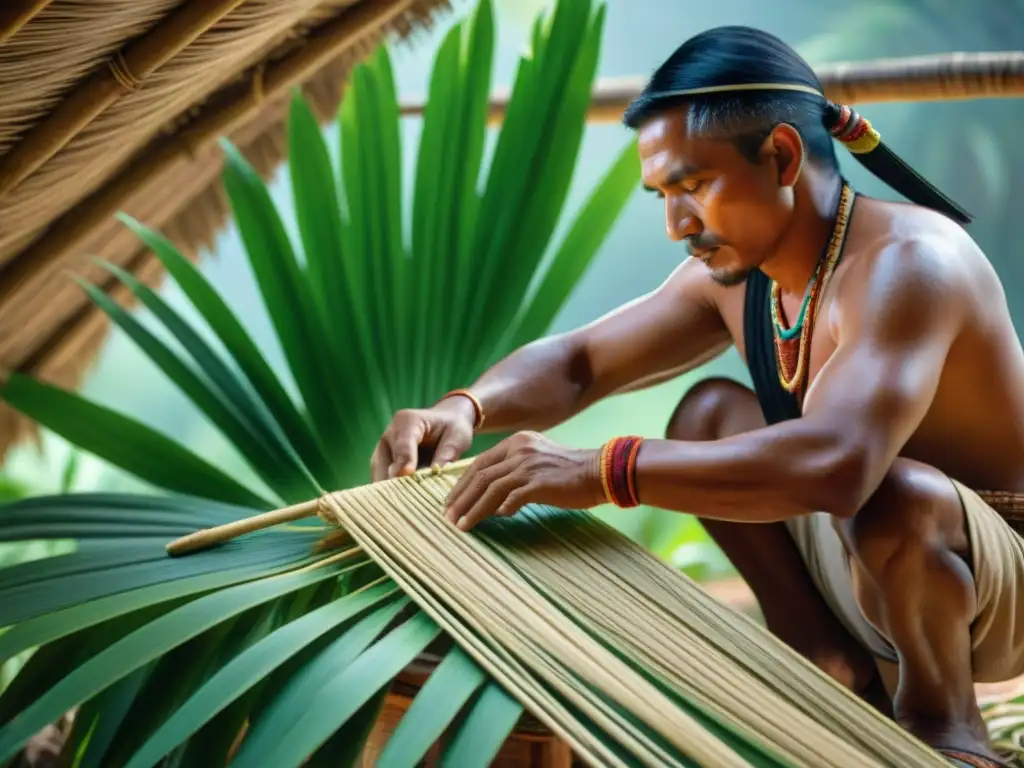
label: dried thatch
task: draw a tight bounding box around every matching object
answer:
[0,0,451,462]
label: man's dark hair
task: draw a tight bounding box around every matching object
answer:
[624,26,971,225]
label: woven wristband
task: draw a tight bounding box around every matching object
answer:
[600,436,643,507]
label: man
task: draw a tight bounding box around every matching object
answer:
[370,25,1024,768]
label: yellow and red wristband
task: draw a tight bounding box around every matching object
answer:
[599,435,643,508]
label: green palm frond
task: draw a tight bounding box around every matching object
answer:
[0,0,642,763]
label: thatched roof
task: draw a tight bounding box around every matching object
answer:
[0,0,450,461]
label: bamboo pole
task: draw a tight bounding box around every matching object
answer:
[0,0,248,199]
[0,0,53,47]
[0,0,436,324]
[398,51,1024,125]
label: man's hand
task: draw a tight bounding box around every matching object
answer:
[444,431,606,532]
[371,397,477,482]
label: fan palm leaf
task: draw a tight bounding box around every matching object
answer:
[0,0,642,763]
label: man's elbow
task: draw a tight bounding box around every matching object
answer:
[804,443,877,520]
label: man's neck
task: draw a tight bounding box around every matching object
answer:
[760,172,845,296]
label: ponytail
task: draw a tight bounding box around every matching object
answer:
[822,102,972,225]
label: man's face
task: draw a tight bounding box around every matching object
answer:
[637,107,794,286]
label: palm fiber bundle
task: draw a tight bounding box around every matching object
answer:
[177,461,951,767]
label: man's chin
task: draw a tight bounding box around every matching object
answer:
[709,267,752,287]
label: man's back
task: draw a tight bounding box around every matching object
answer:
[706,195,1024,493]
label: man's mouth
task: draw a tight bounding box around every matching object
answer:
[691,246,718,263]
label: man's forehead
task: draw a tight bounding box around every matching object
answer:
[641,153,702,189]
[637,109,706,182]
[636,107,692,151]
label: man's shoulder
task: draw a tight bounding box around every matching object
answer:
[839,199,995,306]
[830,199,1006,341]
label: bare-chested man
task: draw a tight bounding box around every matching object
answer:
[371,25,1024,768]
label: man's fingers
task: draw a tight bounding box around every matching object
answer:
[454,470,528,532]
[445,442,510,512]
[370,440,392,483]
[387,423,422,479]
[446,456,519,527]
[433,427,469,468]
[495,486,532,519]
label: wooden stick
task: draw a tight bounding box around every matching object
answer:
[165,459,472,557]
[0,0,440,324]
[398,50,1024,125]
[0,0,248,198]
[166,498,319,556]
[0,0,53,47]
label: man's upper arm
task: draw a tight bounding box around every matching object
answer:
[802,239,967,498]
[574,259,730,400]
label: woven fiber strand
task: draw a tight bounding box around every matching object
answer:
[0,0,449,460]
[0,0,349,264]
[317,466,951,768]
[0,0,181,156]
[320,482,741,768]
[979,491,1024,528]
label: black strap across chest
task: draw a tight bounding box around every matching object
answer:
[742,268,802,426]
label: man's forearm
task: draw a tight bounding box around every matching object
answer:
[456,334,598,434]
[633,420,866,522]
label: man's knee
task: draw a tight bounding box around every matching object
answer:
[834,459,971,585]
[665,377,758,442]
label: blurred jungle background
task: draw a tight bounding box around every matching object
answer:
[1,0,1020,616]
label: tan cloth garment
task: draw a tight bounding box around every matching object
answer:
[785,479,1024,682]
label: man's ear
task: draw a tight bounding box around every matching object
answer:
[760,123,805,188]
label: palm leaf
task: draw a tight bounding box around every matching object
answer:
[0,559,348,763]
[116,213,336,487]
[123,581,400,767]
[506,138,640,350]
[375,645,488,766]
[69,664,151,768]
[239,609,441,767]
[93,260,320,502]
[440,681,526,764]
[219,140,354,463]
[70,275,304,507]
[287,91,390,444]
[228,596,410,766]
[0,375,271,509]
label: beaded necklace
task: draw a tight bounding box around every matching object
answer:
[770,183,855,397]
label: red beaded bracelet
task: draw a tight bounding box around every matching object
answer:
[598,435,643,507]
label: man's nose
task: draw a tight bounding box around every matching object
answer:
[666,207,701,242]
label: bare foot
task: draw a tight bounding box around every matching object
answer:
[902,718,1009,768]
[934,747,1012,768]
